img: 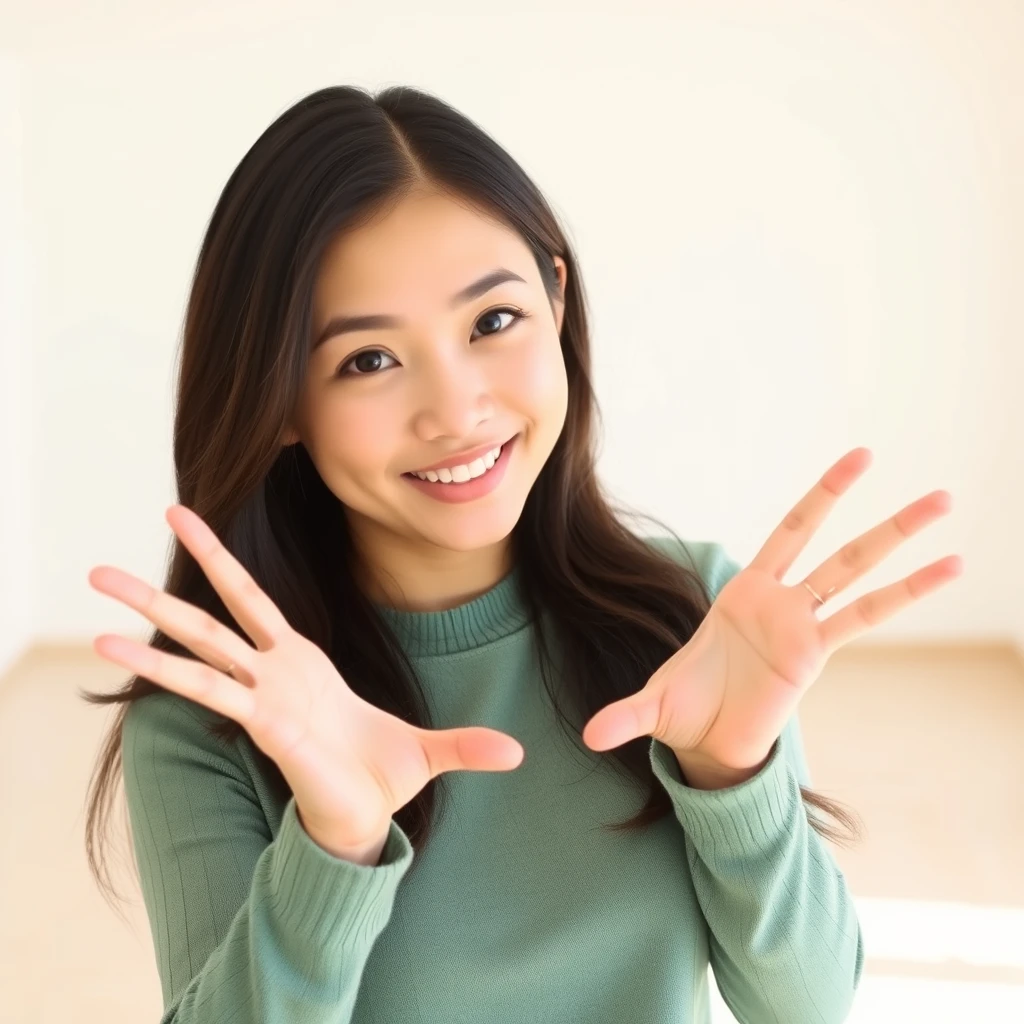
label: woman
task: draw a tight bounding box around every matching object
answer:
[81,84,960,1023]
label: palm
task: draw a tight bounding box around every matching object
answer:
[651,568,829,770]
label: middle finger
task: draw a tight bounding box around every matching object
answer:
[801,489,953,602]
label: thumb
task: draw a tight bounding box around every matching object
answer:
[583,696,661,752]
[422,726,524,778]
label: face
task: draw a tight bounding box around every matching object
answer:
[284,190,569,610]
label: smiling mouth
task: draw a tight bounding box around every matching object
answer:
[403,433,517,479]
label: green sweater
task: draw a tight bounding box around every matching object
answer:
[121,535,864,1023]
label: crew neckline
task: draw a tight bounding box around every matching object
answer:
[372,562,532,657]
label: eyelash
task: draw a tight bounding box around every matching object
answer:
[334,306,532,379]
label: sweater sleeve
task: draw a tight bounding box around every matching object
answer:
[647,539,864,1023]
[121,691,414,1023]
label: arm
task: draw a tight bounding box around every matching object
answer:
[648,538,863,1023]
[121,691,414,1023]
[650,718,864,1024]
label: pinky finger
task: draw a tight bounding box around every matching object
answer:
[818,555,964,655]
[93,634,257,724]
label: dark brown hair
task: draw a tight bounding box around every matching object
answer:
[80,84,860,919]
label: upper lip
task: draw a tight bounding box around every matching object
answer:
[407,434,516,474]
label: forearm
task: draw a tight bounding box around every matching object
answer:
[650,734,864,1023]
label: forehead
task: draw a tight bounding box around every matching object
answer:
[314,192,534,309]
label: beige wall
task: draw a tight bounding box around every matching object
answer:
[1,0,1020,671]
[0,57,36,678]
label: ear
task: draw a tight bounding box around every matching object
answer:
[552,255,568,335]
[281,425,300,447]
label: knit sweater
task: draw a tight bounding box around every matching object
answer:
[121,535,864,1023]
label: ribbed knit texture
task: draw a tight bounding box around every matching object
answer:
[121,536,863,1023]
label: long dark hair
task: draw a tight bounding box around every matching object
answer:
[81,84,860,919]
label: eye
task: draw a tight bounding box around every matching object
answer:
[334,305,531,379]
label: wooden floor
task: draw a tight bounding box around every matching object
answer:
[2,641,1023,1022]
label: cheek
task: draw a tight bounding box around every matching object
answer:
[310,398,398,478]
[500,333,568,415]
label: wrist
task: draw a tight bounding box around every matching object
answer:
[672,747,773,791]
[297,808,390,866]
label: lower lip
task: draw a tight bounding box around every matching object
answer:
[402,434,518,504]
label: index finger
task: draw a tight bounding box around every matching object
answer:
[749,447,874,581]
[167,504,291,651]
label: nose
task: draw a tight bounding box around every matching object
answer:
[414,350,496,440]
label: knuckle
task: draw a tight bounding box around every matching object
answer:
[142,584,163,616]
[893,509,915,538]
[193,659,221,690]
[420,740,439,781]
[152,649,170,677]
[782,506,809,532]
[199,613,220,640]
[839,541,862,570]
[202,663,222,688]
[857,594,881,625]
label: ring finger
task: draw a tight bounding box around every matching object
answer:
[88,565,256,680]
[802,489,954,606]
[93,632,257,723]
[818,553,963,655]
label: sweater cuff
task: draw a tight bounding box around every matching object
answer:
[267,796,414,947]
[648,735,802,849]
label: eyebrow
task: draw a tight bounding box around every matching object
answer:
[313,267,529,350]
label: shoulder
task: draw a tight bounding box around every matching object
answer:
[122,689,249,783]
[641,533,744,601]
[123,687,226,738]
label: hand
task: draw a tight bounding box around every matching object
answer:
[89,505,524,852]
[580,448,963,782]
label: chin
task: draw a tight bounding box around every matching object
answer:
[426,518,518,553]
[417,499,526,550]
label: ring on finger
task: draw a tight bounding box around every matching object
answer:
[221,660,251,684]
[802,580,838,608]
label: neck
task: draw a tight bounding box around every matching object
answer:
[352,527,515,613]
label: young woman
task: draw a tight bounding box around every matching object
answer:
[81,84,960,1023]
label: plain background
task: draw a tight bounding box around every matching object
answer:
[2,0,1021,675]
[1,1,1022,1020]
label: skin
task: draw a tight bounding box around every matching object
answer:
[282,188,569,613]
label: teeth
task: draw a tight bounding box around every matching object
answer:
[412,444,502,483]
